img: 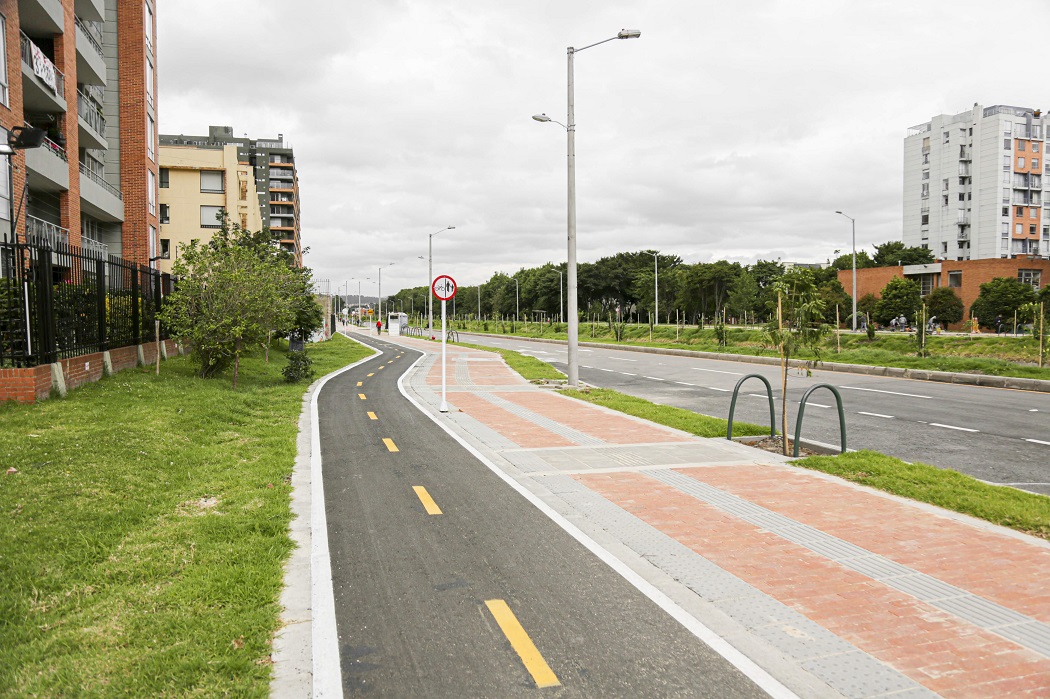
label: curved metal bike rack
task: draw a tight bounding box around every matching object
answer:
[727,373,776,441]
[446,330,459,343]
[792,383,847,458]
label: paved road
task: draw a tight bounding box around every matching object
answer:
[460,333,1050,495]
[316,335,770,697]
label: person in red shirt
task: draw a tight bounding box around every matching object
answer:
[375,319,382,334]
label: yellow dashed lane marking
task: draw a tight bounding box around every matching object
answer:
[412,486,442,515]
[367,412,378,420]
[356,381,363,387]
[367,373,374,377]
[382,438,398,452]
[358,394,366,400]
[484,599,560,688]
[379,365,385,370]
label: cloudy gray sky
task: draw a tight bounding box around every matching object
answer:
[158,0,1046,296]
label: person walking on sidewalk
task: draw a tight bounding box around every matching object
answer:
[376,318,382,335]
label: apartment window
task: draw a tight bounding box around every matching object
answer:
[0,154,10,221]
[1017,206,1025,217]
[147,115,155,161]
[1016,223,1024,235]
[159,168,169,188]
[1005,121,1013,134]
[239,213,247,229]
[200,170,224,193]
[160,238,170,259]
[1018,157,1026,168]
[1031,225,1038,235]
[239,179,247,200]
[942,195,949,207]
[921,183,929,198]
[942,242,948,254]
[943,131,950,144]
[921,213,929,225]
[1002,222,1010,235]
[922,153,929,165]
[1005,138,1012,150]
[200,205,224,228]
[1034,142,1041,153]
[958,193,965,202]
[1004,188,1011,203]
[1018,269,1042,289]
[146,57,154,107]
[148,224,157,262]
[1003,207,1009,217]
[0,14,8,107]
[1004,167,1011,183]
[1034,158,1040,170]
[147,170,156,215]
[942,178,949,191]
[921,170,929,180]
[1018,140,1027,152]
[144,2,154,51]
[159,203,169,224]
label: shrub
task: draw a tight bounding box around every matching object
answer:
[282,349,315,383]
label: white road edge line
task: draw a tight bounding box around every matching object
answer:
[930,423,979,433]
[611,357,637,361]
[1026,438,1050,446]
[692,368,743,375]
[395,350,800,699]
[857,411,895,419]
[643,376,665,381]
[838,385,932,399]
[307,336,384,699]
[621,372,638,376]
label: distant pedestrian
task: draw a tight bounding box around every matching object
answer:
[899,314,908,331]
[890,317,897,331]
[376,319,382,334]
[995,314,1003,334]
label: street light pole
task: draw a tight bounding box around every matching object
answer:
[647,251,659,325]
[534,28,640,388]
[559,270,563,323]
[515,278,519,322]
[835,211,857,331]
[378,262,394,324]
[428,226,455,337]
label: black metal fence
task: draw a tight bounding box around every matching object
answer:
[1,235,173,368]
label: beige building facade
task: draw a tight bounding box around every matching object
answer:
[156,143,262,274]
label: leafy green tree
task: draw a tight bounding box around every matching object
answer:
[857,293,879,323]
[726,270,759,321]
[830,250,875,271]
[924,287,963,326]
[874,277,921,325]
[816,279,851,325]
[764,268,828,455]
[969,277,1038,329]
[872,241,935,267]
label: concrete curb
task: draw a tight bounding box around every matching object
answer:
[459,332,1050,394]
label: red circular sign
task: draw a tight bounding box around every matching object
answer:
[432,275,457,301]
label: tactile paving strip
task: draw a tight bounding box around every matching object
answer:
[539,474,934,699]
[653,469,1050,658]
[477,393,606,446]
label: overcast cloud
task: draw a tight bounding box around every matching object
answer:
[158,0,1047,296]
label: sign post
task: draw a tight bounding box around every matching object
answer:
[432,275,457,413]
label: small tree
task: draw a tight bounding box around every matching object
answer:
[924,287,963,328]
[969,277,1038,329]
[764,268,828,455]
[874,277,921,325]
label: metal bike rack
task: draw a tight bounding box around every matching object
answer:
[727,373,776,440]
[446,330,459,343]
[792,383,847,457]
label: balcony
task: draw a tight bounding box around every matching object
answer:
[269,181,294,191]
[77,90,107,150]
[25,135,70,193]
[74,16,107,86]
[19,0,64,35]
[958,230,970,241]
[26,216,69,248]
[959,146,971,160]
[79,163,124,222]
[80,236,109,257]
[20,33,66,113]
[74,0,104,22]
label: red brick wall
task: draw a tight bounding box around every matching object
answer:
[0,366,52,403]
[109,345,140,372]
[1,0,26,240]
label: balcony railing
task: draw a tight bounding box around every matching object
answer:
[959,146,971,160]
[74,16,105,62]
[79,162,123,200]
[42,135,68,161]
[26,216,70,248]
[77,89,106,136]
[20,33,65,100]
[270,181,294,190]
[84,82,104,105]
[81,236,109,257]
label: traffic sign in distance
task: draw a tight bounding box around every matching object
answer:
[432,275,457,301]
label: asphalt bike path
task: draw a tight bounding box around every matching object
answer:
[316,333,768,697]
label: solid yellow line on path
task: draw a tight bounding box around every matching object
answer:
[367,412,378,421]
[382,438,399,452]
[367,372,374,377]
[484,599,560,689]
[412,486,442,515]
[358,394,367,400]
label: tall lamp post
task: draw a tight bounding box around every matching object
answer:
[835,211,857,331]
[515,278,519,322]
[350,277,370,324]
[378,262,395,323]
[533,28,641,387]
[428,226,455,337]
[647,251,659,325]
[558,269,563,323]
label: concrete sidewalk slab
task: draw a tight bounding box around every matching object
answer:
[341,329,1050,697]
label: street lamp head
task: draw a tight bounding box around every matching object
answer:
[617,29,641,39]
[532,114,552,122]
[835,210,843,215]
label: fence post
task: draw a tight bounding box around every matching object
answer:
[152,267,162,342]
[35,247,57,364]
[131,265,140,346]
[96,258,107,351]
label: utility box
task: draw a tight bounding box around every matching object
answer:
[387,312,408,337]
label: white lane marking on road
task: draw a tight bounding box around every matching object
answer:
[839,385,932,399]
[1026,439,1050,446]
[858,411,895,419]
[805,403,831,409]
[620,372,637,376]
[674,382,698,386]
[581,365,594,369]
[707,386,731,392]
[395,357,802,699]
[930,423,979,433]
[643,376,665,381]
[578,349,593,352]
[1031,409,1040,412]
[610,357,637,361]
[692,368,743,375]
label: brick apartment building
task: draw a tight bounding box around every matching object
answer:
[158,126,302,267]
[0,0,157,264]
[838,257,1049,328]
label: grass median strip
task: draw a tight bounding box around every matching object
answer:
[0,333,371,697]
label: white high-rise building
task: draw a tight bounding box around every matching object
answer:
[904,104,1050,261]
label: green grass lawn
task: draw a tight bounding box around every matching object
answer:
[448,320,1050,380]
[0,335,371,698]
